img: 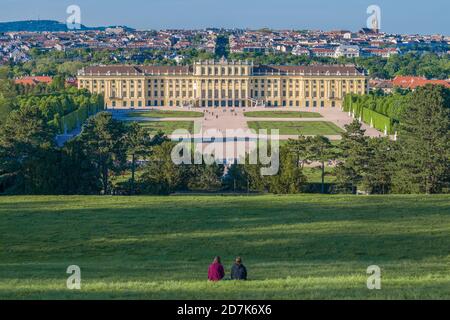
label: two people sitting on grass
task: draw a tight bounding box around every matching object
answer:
[208,256,247,281]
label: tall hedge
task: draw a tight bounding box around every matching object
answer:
[18,88,105,134]
[58,95,104,134]
[343,94,395,134]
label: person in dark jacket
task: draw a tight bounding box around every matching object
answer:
[231,257,247,280]
[208,256,225,281]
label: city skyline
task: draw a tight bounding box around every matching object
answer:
[0,0,449,35]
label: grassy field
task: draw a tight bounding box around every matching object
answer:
[137,121,197,135]
[247,121,344,136]
[0,195,449,300]
[244,111,322,118]
[126,110,203,118]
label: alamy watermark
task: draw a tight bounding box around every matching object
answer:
[66,265,81,290]
[367,5,381,31]
[367,265,381,290]
[170,127,280,176]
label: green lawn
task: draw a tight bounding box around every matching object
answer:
[126,110,203,118]
[244,111,322,118]
[0,195,449,300]
[247,121,344,136]
[137,121,197,135]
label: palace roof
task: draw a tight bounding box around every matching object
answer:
[79,63,365,77]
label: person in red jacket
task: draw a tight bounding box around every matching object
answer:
[208,256,225,281]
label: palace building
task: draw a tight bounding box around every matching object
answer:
[77,59,368,109]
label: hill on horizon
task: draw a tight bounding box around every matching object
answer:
[0,20,133,32]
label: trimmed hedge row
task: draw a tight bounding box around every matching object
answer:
[344,95,394,134]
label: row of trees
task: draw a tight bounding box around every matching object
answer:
[18,88,103,125]
[0,109,157,194]
[7,47,449,80]
[227,52,450,80]
[345,91,411,122]
[354,52,450,80]
[226,86,448,195]
[0,108,228,195]
[8,47,216,77]
[339,85,449,194]
[0,66,104,131]
[0,67,17,124]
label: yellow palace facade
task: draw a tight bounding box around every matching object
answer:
[77,59,368,109]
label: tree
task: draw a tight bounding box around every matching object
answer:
[187,162,224,192]
[394,85,450,194]
[286,135,309,168]
[335,120,371,193]
[0,66,18,124]
[50,75,66,91]
[124,123,152,194]
[124,125,167,195]
[362,137,396,194]
[77,112,127,194]
[268,146,306,194]
[57,61,84,77]
[56,139,102,194]
[0,105,56,193]
[224,163,249,192]
[307,136,335,194]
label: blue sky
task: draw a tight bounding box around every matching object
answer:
[0,0,448,34]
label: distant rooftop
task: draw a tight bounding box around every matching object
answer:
[393,76,450,89]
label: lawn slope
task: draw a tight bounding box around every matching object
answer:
[0,195,449,299]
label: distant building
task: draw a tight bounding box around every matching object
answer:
[362,47,400,58]
[335,45,360,58]
[14,76,53,86]
[173,55,185,64]
[360,27,379,35]
[65,77,78,87]
[310,47,336,58]
[243,46,266,53]
[9,49,30,63]
[370,79,393,94]
[292,46,310,56]
[275,44,293,53]
[343,32,354,40]
[105,27,126,34]
[77,59,368,109]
